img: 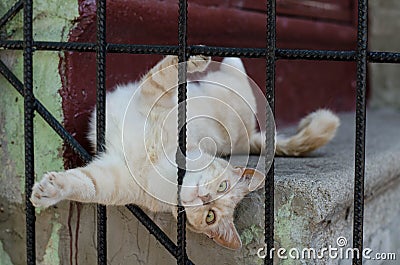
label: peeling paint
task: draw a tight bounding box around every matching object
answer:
[0,50,25,204]
[32,0,79,181]
[0,241,13,265]
[0,1,23,40]
[1,0,78,264]
[0,0,78,198]
[41,214,62,265]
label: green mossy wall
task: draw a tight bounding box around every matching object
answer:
[0,1,78,264]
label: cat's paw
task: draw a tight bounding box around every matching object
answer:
[187,55,211,73]
[30,172,67,208]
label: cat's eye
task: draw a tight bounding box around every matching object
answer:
[217,180,228,192]
[206,210,216,225]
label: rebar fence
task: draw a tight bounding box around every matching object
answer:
[1,0,400,265]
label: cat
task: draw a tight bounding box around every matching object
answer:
[30,55,340,250]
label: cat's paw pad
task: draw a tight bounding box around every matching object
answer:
[30,172,66,208]
[187,55,211,73]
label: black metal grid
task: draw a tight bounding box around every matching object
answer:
[1,0,400,264]
[177,1,188,264]
[264,1,276,264]
[95,0,107,263]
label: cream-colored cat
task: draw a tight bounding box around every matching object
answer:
[30,56,339,250]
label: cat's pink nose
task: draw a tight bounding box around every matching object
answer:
[199,194,211,205]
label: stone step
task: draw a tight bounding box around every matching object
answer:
[231,108,400,264]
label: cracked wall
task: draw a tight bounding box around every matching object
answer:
[0,0,78,264]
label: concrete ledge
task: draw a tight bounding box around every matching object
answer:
[231,108,400,264]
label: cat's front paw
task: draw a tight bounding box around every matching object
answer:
[30,172,66,208]
[187,55,211,73]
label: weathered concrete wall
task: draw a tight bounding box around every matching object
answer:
[369,0,400,109]
[0,0,78,264]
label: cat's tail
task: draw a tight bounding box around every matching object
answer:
[275,109,340,156]
[250,109,340,156]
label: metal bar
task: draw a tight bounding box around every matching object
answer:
[0,60,92,162]
[276,49,355,61]
[108,43,179,54]
[2,40,400,63]
[0,40,23,49]
[34,103,92,162]
[0,0,23,29]
[0,40,96,53]
[177,0,188,264]
[189,45,266,58]
[368,51,400,64]
[23,0,35,264]
[192,47,399,63]
[190,46,354,61]
[96,0,107,264]
[265,0,276,264]
[0,40,179,54]
[32,41,96,52]
[125,205,195,265]
[353,0,368,264]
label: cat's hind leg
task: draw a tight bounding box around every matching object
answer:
[139,55,211,108]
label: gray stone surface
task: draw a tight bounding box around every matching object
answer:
[369,0,400,110]
[231,109,400,264]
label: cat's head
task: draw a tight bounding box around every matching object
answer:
[173,157,265,250]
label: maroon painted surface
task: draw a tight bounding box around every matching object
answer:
[189,0,354,23]
[60,0,358,166]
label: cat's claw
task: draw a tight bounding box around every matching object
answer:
[30,172,65,208]
[187,55,211,73]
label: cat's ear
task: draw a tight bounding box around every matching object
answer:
[221,57,246,73]
[208,221,242,250]
[235,167,265,191]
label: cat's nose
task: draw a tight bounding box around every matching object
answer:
[199,193,211,205]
